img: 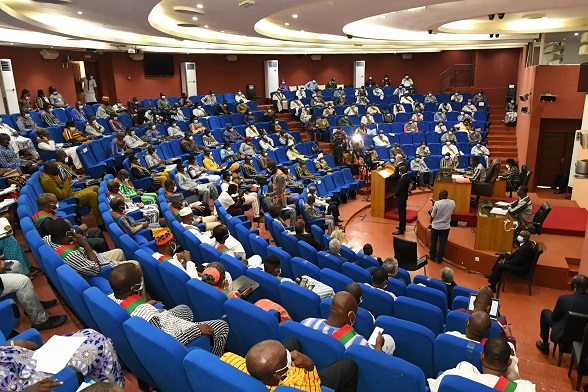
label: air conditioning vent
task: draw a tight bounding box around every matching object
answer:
[186,63,195,70]
[173,6,205,15]
[355,61,365,67]
[0,60,11,72]
[268,60,278,68]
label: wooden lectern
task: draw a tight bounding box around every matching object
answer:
[371,167,397,218]
[432,177,472,214]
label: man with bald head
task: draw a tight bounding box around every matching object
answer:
[487,230,535,292]
[302,291,395,354]
[445,311,520,381]
[222,338,358,391]
[537,274,588,355]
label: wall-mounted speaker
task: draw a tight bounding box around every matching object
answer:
[225,55,238,61]
[40,49,59,60]
[310,55,321,61]
[402,54,413,60]
[539,94,557,102]
[129,53,144,61]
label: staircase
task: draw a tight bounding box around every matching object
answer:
[485,104,517,166]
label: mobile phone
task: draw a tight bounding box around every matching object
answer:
[368,326,384,346]
[4,261,14,268]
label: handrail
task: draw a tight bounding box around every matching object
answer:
[439,64,475,92]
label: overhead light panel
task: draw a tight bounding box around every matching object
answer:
[238,0,255,7]
[407,6,425,13]
[196,4,204,8]
[292,14,298,18]
[77,11,83,15]
[284,23,289,26]
[192,17,198,21]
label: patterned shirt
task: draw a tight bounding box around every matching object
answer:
[301,319,369,349]
[43,236,118,277]
[0,145,24,168]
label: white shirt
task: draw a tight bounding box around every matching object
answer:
[442,144,460,158]
[152,251,198,279]
[344,107,358,116]
[373,134,390,147]
[235,92,249,103]
[471,145,490,156]
[259,138,275,151]
[218,191,235,210]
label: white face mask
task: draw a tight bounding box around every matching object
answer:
[131,277,144,293]
[161,95,166,99]
[24,113,31,118]
[517,235,524,243]
[172,186,177,192]
[446,142,451,145]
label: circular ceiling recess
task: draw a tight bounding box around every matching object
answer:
[173,6,205,15]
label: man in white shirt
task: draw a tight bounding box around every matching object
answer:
[344,105,359,116]
[401,74,414,89]
[429,189,455,263]
[451,91,463,103]
[373,130,390,147]
[435,122,447,134]
[201,90,218,106]
[370,268,397,300]
[410,154,434,190]
[272,89,289,113]
[235,90,249,103]
[471,143,490,166]
[399,93,414,109]
[439,102,452,112]
[442,141,460,159]
[0,117,39,158]
[360,113,375,125]
[192,103,208,118]
[209,224,262,268]
[179,207,219,238]
[123,127,148,149]
[427,337,535,392]
[245,121,260,138]
[463,99,477,112]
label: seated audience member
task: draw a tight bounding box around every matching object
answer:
[440,152,458,170]
[331,229,361,253]
[410,154,434,190]
[314,153,333,174]
[456,290,512,342]
[295,159,320,181]
[108,263,228,356]
[223,124,243,143]
[128,97,143,115]
[219,142,239,164]
[202,129,220,148]
[189,116,206,134]
[371,268,397,299]
[130,152,170,187]
[156,92,174,117]
[444,312,519,380]
[294,221,323,251]
[108,113,125,133]
[507,185,533,226]
[180,132,203,155]
[242,156,268,184]
[48,86,67,108]
[428,337,535,392]
[304,195,335,234]
[36,129,83,170]
[216,99,231,115]
[415,141,431,157]
[107,179,159,224]
[123,127,148,149]
[167,119,184,139]
[505,99,517,126]
[234,90,249,103]
[44,218,133,277]
[258,149,275,170]
[171,103,187,122]
[202,148,227,172]
[62,119,91,144]
[373,129,390,147]
[34,192,108,253]
[235,100,250,114]
[302,292,395,354]
[0,259,67,330]
[95,96,114,119]
[40,161,102,224]
[186,156,219,183]
[39,104,62,127]
[0,116,39,158]
[440,267,457,308]
[209,224,263,267]
[505,158,521,193]
[383,257,407,283]
[257,135,274,152]
[149,227,198,279]
[487,230,534,293]
[110,132,132,162]
[179,206,219,235]
[279,130,295,147]
[450,91,463,102]
[218,183,246,216]
[537,274,588,355]
[132,108,148,128]
[264,107,278,123]
[434,121,447,134]
[112,99,127,114]
[0,329,124,388]
[0,134,38,174]
[410,111,424,123]
[115,168,157,205]
[84,115,105,138]
[175,162,218,203]
[200,262,237,299]
[222,339,358,392]
[240,137,257,157]
[168,192,212,219]
[403,120,418,134]
[110,198,153,242]
[327,239,349,263]
[192,102,208,118]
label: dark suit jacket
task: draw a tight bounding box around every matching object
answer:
[395,173,411,201]
[296,233,323,251]
[392,163,408,180]
[505,241,534,271]
[550,292,588,342]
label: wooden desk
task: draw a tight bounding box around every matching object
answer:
[371,167,397,218]
[492,180,507,197]
[433,179,472,214]
[475,199,515,252]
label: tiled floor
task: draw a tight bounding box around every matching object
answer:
[15,187,582,391]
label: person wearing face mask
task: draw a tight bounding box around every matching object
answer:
[0,115,39,158]
[48,86,66,108]
[108,113,125,133]
[200,89,218,106]
[434,120,447,134]
[487,230,535,293]
[302,291,395,354]
[110,198,154,242]
[215,99,232,115]
[179,207,220,239]
[505,99,517,126]
[107,179,160,224]
[270,118,283,134]
[410,154,434,190]
[175,162,218,202]
[400,93,415,110]
[123,126,148,150]
[108,262,229,355]
[222,124,243,144]
[410,110,424,123]
[438,101,452,113]
[70,101,89,122]
[82,115,104,138]
[466,156,486,184]
[15,109,43,133]
[463,99,477,113]
[171,103,187,122]
[451,91,463,103]
[39,103,63,127]
[115,169,158,204]
[113,99,127,114]
[244,120,259,138]
[149,227,198,278]
[272,88,289,113]
[403,120,418,134]
[504,158,521,192]
[441,141,460,159]
[82,75,97,104]
[191,102,208,118]
[239,136,257,157]
[128,96,143,115]
[95,96,114,119]
[18,88,32,112]
[0,133,39,175]
[156,92,173,117]
[433,108,446,123]
[424,91,438,104]
[135,150,171,185]
[210,224,263,267]
[471,142,490,166]
[415,141,430,157]
[370,268,397,299]
[440,152,458,169]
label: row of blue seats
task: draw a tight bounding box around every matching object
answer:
[311,109,488,123]
[329,121,487,136]
[276,88,480,102]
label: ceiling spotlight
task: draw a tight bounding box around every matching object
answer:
[292,14,298,18]
[192,16,198,21]
[428,29,433,34]
[196,4,204,8]
[497,13,505,19]
[490,34,494,38]
[380,16,386,19]
[495,34,500,38]
[575,32,579,36]
[204,25,209,28]
[77,11,83,15]
[220,30,225,33]
[300,30,305,33]
[347,34,353,39]
[284,22,289,26]
[488,14,495,20]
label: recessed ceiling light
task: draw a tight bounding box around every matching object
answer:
[77,11,83,15]
[575,32,579,36]
[196,4,204,8]
[300,30,305,32]
[380,16,386,19]
[292,14,298,18]
[220,30,225,33]
[204,25,209,28]
[192,16,198,21]
[284,22,289,26]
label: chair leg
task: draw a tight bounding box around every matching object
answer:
[558,352,564,367]
[553,343,558,356]
[569,350,576,376]
[529,279,532,296]
[576,374,583,391]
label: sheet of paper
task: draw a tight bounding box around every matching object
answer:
[76,382,96,391]
[451,174,462,179]
[490,207,508,216]
[494,201,510,207]
[32,335,87,374]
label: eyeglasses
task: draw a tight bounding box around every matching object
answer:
[274,349,291,375]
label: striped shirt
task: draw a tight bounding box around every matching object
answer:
[221,352,321,392]
[43,236,118,277]
[301,318,369,349]
[508,196,533,223]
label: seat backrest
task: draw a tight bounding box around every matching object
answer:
[56,265,98,330]
[246,267,281,304]
[527,242,544,279]
[297,240,319,266]
[484,159,501,184]
[437,375,496,392]
[183,230,204,264]
[344,345,428,392]
[361,284,395,318]
[451,285,476,303]
[433,333,483,374]
[249,233,269,260]
[559,311,588,354]
[393,237,419,271]
[280,231,300,259]
[532,203,551,230]
[386,277,407,297]
[158,261,192,310]
[224,298,280,356]
[278,280,322,322]
[183,349,268,392]
[186,278,227,322]
[355,253,379,269]
[394,296,444,336]
[279,320,345,371]
[83,287,155,386]
[267,245,294,280]
[413,275,448,297]
[319,268,352,293]
[134,249,176,306]
[38,244,67,297]
[341,262,371,284]
[123,317,191,392]
[290,257,320,280]
[445,310,502,339]
[406,284,448,320]
[452,296,469,310]
[317,251,342,272]
[375,315,435,378]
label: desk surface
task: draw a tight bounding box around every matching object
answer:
[475,198,515,252]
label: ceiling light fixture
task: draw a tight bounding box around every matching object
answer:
[220,30,225,33]
[575,32,579,36]
[407,6,425,13]
[204,25,209,28]
[292,14,298,18]
[192,16,198,21]
[196,4,204,9]
[77,11,83,15]
[380,16,386,19]
[284,22,289,26]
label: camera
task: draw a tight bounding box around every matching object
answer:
[428,30,433,34]
[347,34,353,39]
[488,14,495,20]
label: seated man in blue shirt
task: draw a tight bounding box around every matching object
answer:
[0,134,39,174]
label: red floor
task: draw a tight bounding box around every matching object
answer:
[15,188,582,391]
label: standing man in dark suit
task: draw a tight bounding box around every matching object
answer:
[487,230,534,292]
[393,165,410,235]
[536,274,588,354]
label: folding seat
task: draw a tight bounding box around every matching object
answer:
[123,158,152,190]
[455,132,468,143]
[394,296,444,336]
[341,168,362,190]
[230,113,245,125]
[374,146,389,160]
[279,320,345,371]
[375,315,435,378]
[406,283,448,320]
[134,249,175,306]
[433,333,483,374]
[311,224,325,243]
[436,94,448,103]
[473,111,488,122]
[297,240,319,265]
[451,285,476,303]
[452,295,469,310]
[317,251,342,272]
[412,132,426,144]
[246,267,281,304]
[123,317,210,392]
[424,102,438,112]
[398,133,412,145]
[83,287,156,388]
[446,111,459,121]
[290,256,320,280]
[360,284,395,318]
[401,144,415,158]
[278,280,322,322]
[184,349,268,392]
[158,261,193,310]
[341,262,371,283]
[74,144,106,179]
[343,345,428,392]
[224,298,280,356]
[348,115,359,126]
[322,234,333,252]
[429,143,442,155]
[88,139,115,171]
[56,265,100,330]
[219,253,247,279]
[28,111,44,127]
[424,156,439,173]
[437,375,496,392]
[249,233,269,260]
[234,222,258,258]
[413,274,448,297]
[38,244,70,299]
[450,102,462,112]
[319,268,352,293]
[355,253,379,269]
[444,310,502,338]
[186,278,227,321]
[274,147,293,166]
